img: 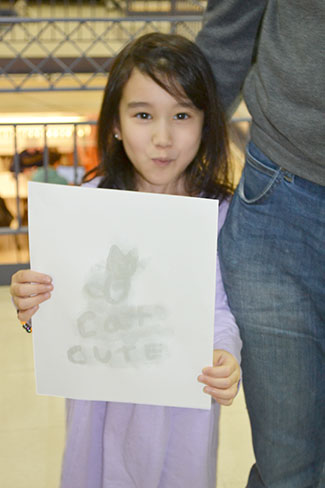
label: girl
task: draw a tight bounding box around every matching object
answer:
[10,33,242,488]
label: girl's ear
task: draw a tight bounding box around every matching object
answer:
[113,125,122,141]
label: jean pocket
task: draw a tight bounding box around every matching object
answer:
[238,146,281,204]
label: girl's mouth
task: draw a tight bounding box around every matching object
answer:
[152,158,173,166]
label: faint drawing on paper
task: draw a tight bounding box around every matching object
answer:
[85,245,139,304]
[67,244,173,369]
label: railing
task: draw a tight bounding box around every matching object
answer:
[0,16,203,92]
[0,1,206,18]
[0,120,96,233]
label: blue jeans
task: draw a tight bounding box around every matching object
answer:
[219,142,325,487]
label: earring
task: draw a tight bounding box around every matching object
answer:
[114,133,120,140]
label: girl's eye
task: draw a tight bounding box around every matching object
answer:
[174,113,189,120]
[135,112,152,120]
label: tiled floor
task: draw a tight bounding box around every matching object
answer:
[1,283,255,488]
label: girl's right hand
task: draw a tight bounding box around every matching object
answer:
[10,270,53,323]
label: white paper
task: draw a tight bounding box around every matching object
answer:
[28,182,218,410]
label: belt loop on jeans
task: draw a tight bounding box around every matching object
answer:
[283,172,294,183]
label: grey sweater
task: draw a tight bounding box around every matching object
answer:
[196,0,325,185]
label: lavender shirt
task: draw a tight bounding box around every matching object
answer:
[60,190,242,488]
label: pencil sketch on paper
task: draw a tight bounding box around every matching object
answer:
[85,244,139,304]
[67,244,173,369]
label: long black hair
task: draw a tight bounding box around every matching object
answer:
[89,32,232,200]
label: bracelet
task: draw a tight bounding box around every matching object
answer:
[17,310,32,333]
[21,321,32,333]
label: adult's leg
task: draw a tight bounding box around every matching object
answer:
[219,142,325,488]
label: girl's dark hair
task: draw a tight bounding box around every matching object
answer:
[91,32,232,199]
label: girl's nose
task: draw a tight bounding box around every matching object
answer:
[152,121,172,147]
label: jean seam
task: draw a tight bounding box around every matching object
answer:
[246,146,279,177]
[238,167,282,205]
[237,144,283,204]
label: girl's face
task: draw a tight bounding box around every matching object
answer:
[116,69,204,195]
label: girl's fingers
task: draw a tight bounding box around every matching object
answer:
[14,291,52,312]
[10,270,53,309]
[198,370,239,390]
[198,367,240,389]
[203,383,239,405]
[17,305,39,323]
[11,282,53,299]
[12,270,52,285]
[10,269,53,323]
[201,364,234,378]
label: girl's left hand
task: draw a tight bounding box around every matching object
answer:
[197,349,240,406]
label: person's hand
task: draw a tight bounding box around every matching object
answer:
[10,269,53,323]
[197,349,240,406]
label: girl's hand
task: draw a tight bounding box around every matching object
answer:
[198,349,240,406]
[10,270,53,323]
